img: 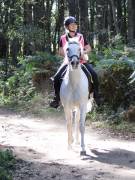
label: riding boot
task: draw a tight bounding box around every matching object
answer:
[93,89,100,106]
[50,79,61,108]
[50,96,60,108]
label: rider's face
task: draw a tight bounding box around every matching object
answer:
[67,23,77,32]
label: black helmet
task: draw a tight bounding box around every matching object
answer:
[64,16,77,26]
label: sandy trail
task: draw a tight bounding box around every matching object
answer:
[0,108,135,180]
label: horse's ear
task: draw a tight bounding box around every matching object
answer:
[66,48,69,52]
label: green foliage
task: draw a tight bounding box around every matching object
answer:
[22,25,44,45]
[0,149,15,180]
[93,40,135,110]
[88,50,102,65]
[99,60,134,109]
[102,48,127,61]
[2,68,36,106]
[0,52,61,109]
[87,104,135,137]
[110,34,125,50]
[21,51,61,74]
[0,60,35,106]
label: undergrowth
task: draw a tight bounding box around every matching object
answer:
[87,105,135,139]
[0,149,15,180]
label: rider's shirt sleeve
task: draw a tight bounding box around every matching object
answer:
[83,37,88,46]
[58,38,63,47]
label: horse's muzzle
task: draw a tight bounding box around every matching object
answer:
[71,57,79,69]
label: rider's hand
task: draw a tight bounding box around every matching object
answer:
[80,52,88,61]
[84,50,87,54]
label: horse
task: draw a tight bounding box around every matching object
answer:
[60,41,91,155]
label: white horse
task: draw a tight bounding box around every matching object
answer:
[60,41,91,155]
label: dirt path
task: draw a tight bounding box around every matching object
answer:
[0,108,135,180]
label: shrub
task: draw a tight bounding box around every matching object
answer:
[0,149,15,180]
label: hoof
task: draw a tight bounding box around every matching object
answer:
[68,145,72,150]
[75,141,80,145]
[80,151,86,156]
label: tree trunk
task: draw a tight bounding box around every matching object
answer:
[123,0,127,42]
[33,0,44,28]
[79,0,89,39]
[52,0,65,53]
[127,0,135,45]
[11,38,20,66]
[95,0,109,48]
[23,2,33,55]
[44,0,54,52]
[33,0,45,51]
[110,0,120,35]
[23,2,33,25]
[67,0,76,17]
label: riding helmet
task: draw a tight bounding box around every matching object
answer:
[64,16,77,26]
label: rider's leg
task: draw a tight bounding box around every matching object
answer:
[81,65,92,97]
[82,63,100,106]
[50,64,68,108]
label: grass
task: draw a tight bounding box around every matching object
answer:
[0,149,16,180]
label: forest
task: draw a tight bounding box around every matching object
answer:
[0,0,135,179]
[0,0,135,57]
[0,0,135,117]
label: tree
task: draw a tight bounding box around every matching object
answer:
[79,0,89,39]
[127,0,135,45]
[52,0,65,53]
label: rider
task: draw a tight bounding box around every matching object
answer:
[50,16,100,108]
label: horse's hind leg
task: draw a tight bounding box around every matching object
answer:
[80,105,87,155]
[65,110,73,150]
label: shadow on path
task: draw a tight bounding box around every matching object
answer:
[83,148,135,169]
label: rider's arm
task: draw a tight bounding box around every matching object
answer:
[81,38,92,61]
[83,36,92,54]
[84,44,91,54]
[57,38,65,57]
[58,47,65,57]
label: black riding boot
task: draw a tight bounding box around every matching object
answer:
[81,63,100,106]
[50,79,61,108]
[93,89,100,106]
[50,64,67,108]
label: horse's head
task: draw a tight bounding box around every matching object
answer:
[66,41,81,69]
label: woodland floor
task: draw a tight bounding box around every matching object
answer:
[0,107,135,180]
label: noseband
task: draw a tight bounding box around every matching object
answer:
[68,54,80,61]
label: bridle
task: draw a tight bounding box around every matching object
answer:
[66,42,81,62]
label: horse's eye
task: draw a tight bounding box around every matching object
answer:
[66,48,69,51]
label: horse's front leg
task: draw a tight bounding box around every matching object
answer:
[65,109,73,150]
[75,109,80,145]
[80,105,87,155]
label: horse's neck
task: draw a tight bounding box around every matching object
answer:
[68,67,82,87]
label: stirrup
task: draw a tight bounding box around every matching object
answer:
[50,99,60,108]
[50,76,54,81]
